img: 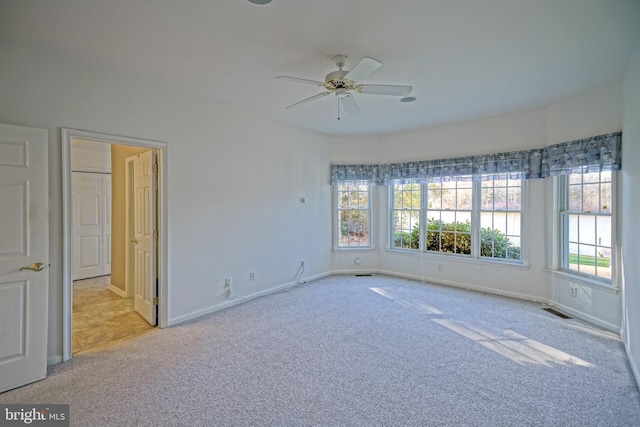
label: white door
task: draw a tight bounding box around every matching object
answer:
[72,172,112,279]
[132,150,157,325]
[0,123,49,393]
[73,172,104,280]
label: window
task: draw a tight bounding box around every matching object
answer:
[561,171,613,280]
[480,177,522,261]
[391,177,523,262]
[336,183,372,248]
[426,180,473,254]
[392,181,421,250]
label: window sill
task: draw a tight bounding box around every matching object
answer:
[384,248,530,271]
[545,269,619,294]
[332,247,376,252]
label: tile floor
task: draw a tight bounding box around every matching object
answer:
[72,275,154,353]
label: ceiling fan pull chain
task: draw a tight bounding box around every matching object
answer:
[337,99,341,120]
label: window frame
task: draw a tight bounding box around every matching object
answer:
[334,182,374,250]
[389,177,525,264]
[391,180,423,251]
[558,170,617,284]
[425,179,474,256]
[477,176,524,262]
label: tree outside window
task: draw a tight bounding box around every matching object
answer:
[337,183,371,248]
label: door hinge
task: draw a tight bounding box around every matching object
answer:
[153,230,158,240]
[152,164,158,174]
[153,297,159,305]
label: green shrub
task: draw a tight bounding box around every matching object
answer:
[394,219,521,260]
[393,223,420,249]
[426,219,471,254]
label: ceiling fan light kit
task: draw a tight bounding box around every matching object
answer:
[276,55,413,119]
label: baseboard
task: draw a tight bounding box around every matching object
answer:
[108,284,127,297]
[622,331,640,392]
[334,268,547,304]
[47,355,63,366]
[551,301,620,333]
[168,271,332,327]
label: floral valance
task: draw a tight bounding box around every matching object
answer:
[330,132,621,185]
[330,164,380,185]
[541,132,621,177]
[377,149,543,184]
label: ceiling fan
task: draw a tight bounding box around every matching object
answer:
[276,55,413,119]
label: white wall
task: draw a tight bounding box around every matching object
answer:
[621,37,640,387]
[544,78,623,331]
[0,41,333,363]
[331,81,624,330]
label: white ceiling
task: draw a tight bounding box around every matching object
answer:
[1,0,639,136]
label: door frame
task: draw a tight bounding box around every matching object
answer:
[61,128,168,362]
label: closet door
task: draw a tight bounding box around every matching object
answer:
[73,172,105,280]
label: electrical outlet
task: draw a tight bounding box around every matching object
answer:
[225,278,231,287]
[570,285,577,297]
[437,263,443,271]
[249,272,255,281]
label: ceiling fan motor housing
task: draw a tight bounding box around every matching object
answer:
[324,70,358,93]
[325,70,348,83]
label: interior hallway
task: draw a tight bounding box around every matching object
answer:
[73,275,154,353]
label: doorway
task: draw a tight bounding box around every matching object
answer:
[62,129,168,362]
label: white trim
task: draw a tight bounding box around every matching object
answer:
[332,268,545,303]
[333,184,375,250]
[332,247,378,253]
[558,171,618,288]
[383,248,530,271]
[545,269,619,294]
[551,301,620,332]
[622,330,640,392]
[168,271,332,326]
[61,136,73,362]
[376,269,545,302]
[61,128,169,362]
[108,284,127,298]
[47,356,63,367]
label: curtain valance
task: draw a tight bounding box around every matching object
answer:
[540,132,621,177]
[330,132,621,185]
[330,164,380,185]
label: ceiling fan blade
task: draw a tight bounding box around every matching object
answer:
[339,94,361,115]
[285,92,331,109]
[275,76,324,86]
[344,57,382,82]
[360,84,413,96]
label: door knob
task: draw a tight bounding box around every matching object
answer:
[131,238,138,244]
[20,262,46,272]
